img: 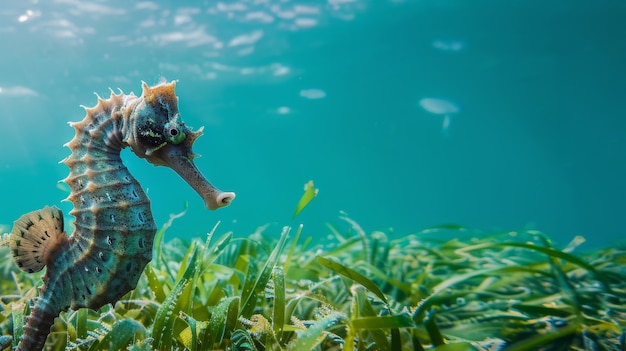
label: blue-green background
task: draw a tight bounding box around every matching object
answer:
[1,0,625,248]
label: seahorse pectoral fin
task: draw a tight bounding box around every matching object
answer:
[9,206,69,273]
[158,144,235,210]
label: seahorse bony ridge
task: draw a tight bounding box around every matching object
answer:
[9,80,235,351]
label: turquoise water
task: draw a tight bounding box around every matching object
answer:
[1,1,625,247]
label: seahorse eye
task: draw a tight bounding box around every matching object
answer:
[164,122,186,144]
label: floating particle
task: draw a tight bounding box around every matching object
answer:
[432,39,466,52]
[419,97,460,115]
[300,89,326,99]
[419,97,460,137]
[277,106,291,114]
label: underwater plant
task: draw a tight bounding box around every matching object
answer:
[0,81,234,351]
[2,194,626,350]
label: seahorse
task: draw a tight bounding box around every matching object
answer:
[6,81,235,351]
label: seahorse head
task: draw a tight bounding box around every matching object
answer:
[125,81,235,210]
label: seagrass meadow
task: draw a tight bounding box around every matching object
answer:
[0,205,625,350]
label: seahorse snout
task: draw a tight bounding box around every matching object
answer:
[216,191,236,208]
[158,145,235,210]
[202,187,236,210]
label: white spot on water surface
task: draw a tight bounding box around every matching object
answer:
[228,30,263,47]
[245,11,274,23]
[216,2,247,12]
[277,106,291,114]
[300,89,326,99]
[272,64,290,76]
[237,46,255,56]
[135,2,159,11]
[432,39,466,52]
[152,27,220,47]
[294,18,318,28]
[0,86,39,97]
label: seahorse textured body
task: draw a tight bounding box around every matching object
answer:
[9,81,235,351]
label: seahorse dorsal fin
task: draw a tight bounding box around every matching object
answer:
[10,206,68,273]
